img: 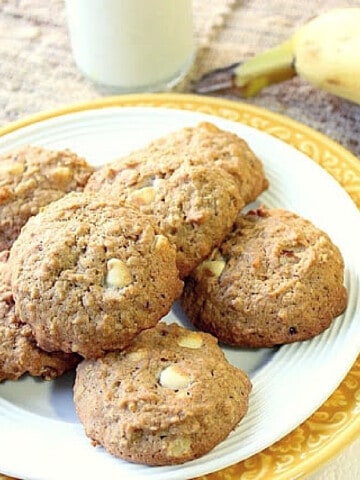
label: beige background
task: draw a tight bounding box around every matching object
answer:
[1,0,360,158]
[1,1,360,479]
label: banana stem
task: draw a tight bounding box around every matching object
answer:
[234,39,297,97]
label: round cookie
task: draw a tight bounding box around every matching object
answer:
[181,207,348,347]
[87,162,244,278]
[0,144,95,250]
[9,192,183,359]
[74,322,252,465]
[0,251,79,382]
[85,121,268,208]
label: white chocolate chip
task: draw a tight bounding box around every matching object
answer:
[177,332,203,349]
[159,365,190,390]
[105,258,132,288]
[128,186,156,206]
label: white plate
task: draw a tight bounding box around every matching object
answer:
[0,104,360,480]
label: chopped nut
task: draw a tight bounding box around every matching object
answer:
[14,177,37,194]
[177,332,203,349]
[127,401,137,412]
[105,258,132,288]
[50,166,72,186]
[151,234,170,251]
[0,161,24,176]
[127,349,147,362]
[197,259,225,278]
[128,186,156,206]
[167,437,191,457]
[159,365,191,389]
[118,168,138,184]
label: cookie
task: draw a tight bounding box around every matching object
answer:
[87,161,244,278]
[0,251,79,382]
[74,322,252,465]
[9,192,183,358]
[181,207,348,347]
[85,121,268,206]
[0,145,95,250]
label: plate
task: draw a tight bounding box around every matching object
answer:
[0,93,360,480]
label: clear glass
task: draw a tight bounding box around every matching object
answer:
[65,0,195,93]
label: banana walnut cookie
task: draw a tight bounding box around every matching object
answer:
[0,250,80,382]
[85,122,268,277]
[74,322,252,465]
[9,192,183,359]
[181,207,347,347]
[0,145,95,251]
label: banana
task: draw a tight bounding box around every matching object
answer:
[234,8,360,104]
[195,8,360,105]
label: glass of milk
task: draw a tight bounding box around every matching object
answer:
[65,0,195,93]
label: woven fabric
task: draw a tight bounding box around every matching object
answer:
[1,0,360,157]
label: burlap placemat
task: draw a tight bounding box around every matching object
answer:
[1,0,360,158]
[188,0,360,159]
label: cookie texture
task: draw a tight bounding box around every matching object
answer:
[0,145,95,250]
[74,322,251,465]
[86,121,268,204]
[0,251,79,382]
[9,192,183,358]
[87,161,244,278]
[85,122,268,277]
[181,207,348,347]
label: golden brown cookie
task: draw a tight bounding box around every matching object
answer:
[87,161,244,278]
[0,251,79,382]
[86,121,268,204]
[0,145,95,250]
[85,122,268,278]
[181,207,348,347]
[9,192,183,359]
[74,322,252,465]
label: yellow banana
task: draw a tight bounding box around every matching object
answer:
[234,8,360,104]
[195,8,360,105]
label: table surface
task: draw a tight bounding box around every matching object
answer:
[1,1,360,479]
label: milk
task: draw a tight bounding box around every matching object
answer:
[65,0,195,92]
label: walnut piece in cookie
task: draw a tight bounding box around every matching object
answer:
[181,207,348,347]
[88,162,245,278]
[0,145,95,250]
[86,122,268,205]
[74,322,252,465]
[0,250,80,382]
[9,192,183,359]
[85,122,269,277]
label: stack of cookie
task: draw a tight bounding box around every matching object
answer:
[0,122,347,466]
[84,122,268,278]
[0,145,95,381]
